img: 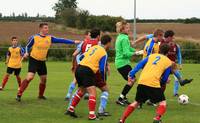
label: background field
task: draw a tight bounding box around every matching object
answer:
[0,62,199,123]
[0,22,200,43]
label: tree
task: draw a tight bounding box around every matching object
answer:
[0,13,2,18]
[53,0,78,14]
[60,8,78,27]
[76,9,89,29]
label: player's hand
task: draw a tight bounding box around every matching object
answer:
[5,61,8,65]
[166,78,171,84]
[134,50,144,56]
[74,40,81,44]
[24,53,29,58]
[128,76,135,83]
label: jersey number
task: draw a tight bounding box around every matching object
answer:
[89,48,97,56]
[153,56,161,65]
[85,44,92,52]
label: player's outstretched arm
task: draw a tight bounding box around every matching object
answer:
[51,37,81,44]
[133,34,153,45]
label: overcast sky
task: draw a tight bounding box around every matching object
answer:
[0,0,199,19]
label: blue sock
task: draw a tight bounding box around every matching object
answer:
[66,82,76,98]
[174,80,179,95]
[99,91,109,113]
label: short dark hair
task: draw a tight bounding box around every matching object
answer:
[160,44,170,55]
[164,30,175,38]
[39,23,48,28]
[11,36,17,40]
[90,28,101,38]
[101,35,112,45]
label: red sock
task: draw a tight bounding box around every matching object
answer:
[39,83,46,97]
[88,95,96,119]
[16,76,21,87]
[2,75,9,88]
[121,105,135,122]
[17,79,31,96]
[68,90,84,112]
[155,105,166,120]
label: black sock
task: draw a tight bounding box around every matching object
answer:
[119,84,132,100]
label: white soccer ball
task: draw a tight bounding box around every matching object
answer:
[178,94,189,105]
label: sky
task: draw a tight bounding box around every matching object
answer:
[0,0,199,19]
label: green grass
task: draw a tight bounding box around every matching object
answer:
[0,62,200,123]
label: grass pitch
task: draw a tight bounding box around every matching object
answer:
[0,62,199,123]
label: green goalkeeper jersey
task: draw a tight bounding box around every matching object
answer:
[115,33,136,69]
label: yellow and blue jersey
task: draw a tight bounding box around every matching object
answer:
[143,38,159,59]
[80,45,107,82]
[26,34,75,61]
[129,53,172,88]
[7,46,25,68]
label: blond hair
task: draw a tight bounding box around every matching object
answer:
[153,29,164,37]
[116,21,127,33]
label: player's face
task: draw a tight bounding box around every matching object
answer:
[123,24,130,34]
[105,42,112,50]
[85,32,90,40]
[40,25,49,35]
[12,39,18,46]
[157,33,164,42]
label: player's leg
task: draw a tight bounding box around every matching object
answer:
[66,87,85,118]
[16,72,35,101]
[173,75,179,96]
[65,78,77,100]
[0,67,12,90]
[116,65,135,106]
[14,68,22,90]
[87,86,98,120]
[38,75,47,99]
[98,85,110,116]
[119,101,139,123]
[153,101,167,123]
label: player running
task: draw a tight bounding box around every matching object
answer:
[119,44,192,123]
[65,30,91,100]
[65,35,112,120]
[160,30,182,96]
[16,23,80,102]
[115,21,136,106]
[0,37,24,90]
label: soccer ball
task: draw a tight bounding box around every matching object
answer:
[178,94,189,105]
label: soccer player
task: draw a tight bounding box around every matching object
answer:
[16,23,80,102]
[115,21,136,106]
[65,35,112,120]
[134,29,164,58]
[160,30,182,96]
[65,30,91,100]
[119,44,192,123]
[0,37,24,90]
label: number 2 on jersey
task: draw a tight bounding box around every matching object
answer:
[153,56,161,65]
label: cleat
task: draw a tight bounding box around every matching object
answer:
[89,116,103,120]
[0,86,3,91]
[38,96,47,100]
[180,79,193,86]
[138,103,143,109]
[173,93,179,97]
[153,119,162,123]
[124,98,131,105]
[84,93,89,100]
[16,95,21,102]
[98,111,111,117]
[116,99,126,106]
[65,110,78,118]
[147,100,157,107]
[119,119,124,123]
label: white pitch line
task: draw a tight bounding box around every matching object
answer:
[168,99,200,106]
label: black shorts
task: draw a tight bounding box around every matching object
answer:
[117,65,132,81]
[75,65,95,88]
[7,67,21,75]
[28,57,47,76]
[135,84,166,104]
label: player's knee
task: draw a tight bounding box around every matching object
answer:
[27,76,34,81]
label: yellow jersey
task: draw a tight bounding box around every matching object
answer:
[80,45,108,81]
[138,54,172,88]
[143,38,159,59]
[7,46,24,68]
